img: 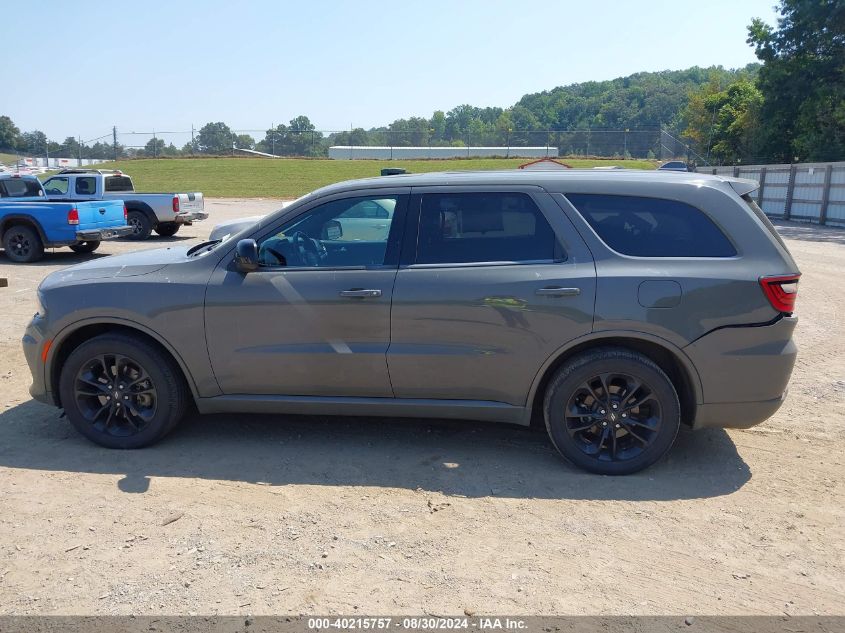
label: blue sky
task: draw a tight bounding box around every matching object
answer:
[2,0,780,142]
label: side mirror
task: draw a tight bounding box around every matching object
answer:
[322,219,343,240]
[234,239,259,273]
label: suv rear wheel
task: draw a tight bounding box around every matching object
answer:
[58,334,188,449]
[543,348,680,475]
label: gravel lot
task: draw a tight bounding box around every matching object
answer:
[0,199,842,616]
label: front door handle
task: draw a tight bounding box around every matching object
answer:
[535,286,581,297]
[339,289,382,298]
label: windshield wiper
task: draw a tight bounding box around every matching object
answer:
[187,239,222,256]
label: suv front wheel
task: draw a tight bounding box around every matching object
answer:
[543,348,680,475]
[58,333,188,449]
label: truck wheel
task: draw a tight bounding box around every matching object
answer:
[58,333,189,449]
[69,241,100,253]
[124,210,153,240]
[543,348,680,475]
[154,223,180,237]
[3,225,45,263]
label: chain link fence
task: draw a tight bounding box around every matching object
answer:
[12,126,698,162]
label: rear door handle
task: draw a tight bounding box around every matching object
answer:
[339,289,382,298]
[535,286,581,297]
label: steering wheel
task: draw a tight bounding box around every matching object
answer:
[291,231,326,266]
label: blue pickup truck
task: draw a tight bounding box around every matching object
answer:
[0,173,131,263]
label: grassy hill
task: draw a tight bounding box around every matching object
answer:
[84,157,656,198]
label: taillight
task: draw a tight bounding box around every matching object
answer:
[172,196,180,213]
[759,274,800,314]
[67,208,79,225]
[123,204,128,221]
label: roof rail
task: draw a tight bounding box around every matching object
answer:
[56,168,124,175]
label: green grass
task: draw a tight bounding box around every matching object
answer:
[81,156,657,198]
[0,152,19,165]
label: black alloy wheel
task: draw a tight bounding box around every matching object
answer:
[73,353,158,437]
[544,348,680,475]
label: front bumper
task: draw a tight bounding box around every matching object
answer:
[76,225,134,241]
[686,316,797,430]
[175,211,209,225]
[23,314,54,406]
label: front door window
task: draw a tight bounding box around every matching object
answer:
[258,196,400,268]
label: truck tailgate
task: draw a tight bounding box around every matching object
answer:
[177,192,204,214]
[76,200,126,229]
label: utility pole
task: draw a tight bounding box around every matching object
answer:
[153,129,157,158]
[191,124,195,156]
[78,135,83,166]
[271,122,275,156]
[113,126,118,161]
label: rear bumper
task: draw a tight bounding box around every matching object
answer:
[76,226,134,241]
[175,211,208,224]
[686,316,797,430]
[692,392,787,429]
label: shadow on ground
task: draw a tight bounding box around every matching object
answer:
[0,400,751,501]
[775,220,845,245]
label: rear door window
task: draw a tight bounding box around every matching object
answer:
[75,177,97,195]
[565,193,736,257]
[414,192,563,264]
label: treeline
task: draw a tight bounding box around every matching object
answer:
[1,1,841,165]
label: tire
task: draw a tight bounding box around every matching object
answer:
[69,241,100,253]
[543,347,680,475]
[124,210,153,240]
[3,224,44,263]
[58,333,189,449]
[154,222,180,237]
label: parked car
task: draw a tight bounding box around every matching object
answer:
[657,160,690,172]
[41,169,207,240]
[0,173,46,199]
[24,170,800,475]
[1,174,131,262]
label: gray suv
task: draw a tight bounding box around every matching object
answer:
[23,170,800,475]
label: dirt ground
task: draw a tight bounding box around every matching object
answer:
[0,198,842,616]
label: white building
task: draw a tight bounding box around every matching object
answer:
[328,146,559,160]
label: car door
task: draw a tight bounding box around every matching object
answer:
[387,186,596,406]
[204,188,409,397]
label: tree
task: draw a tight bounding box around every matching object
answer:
[687,80,764,163]
[144,137,166,157]
[196,121,234,154]
[19,130,49,155]
[747,0,845,161]
[0,115,20,151]
[60,136,81,158]
[234,134,255,150]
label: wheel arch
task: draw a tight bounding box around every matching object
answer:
[125,202,157,225]
[524,332,702,427]
[0,215,48,244]
[47,319,199,408]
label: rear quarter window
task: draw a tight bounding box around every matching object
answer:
[105,176,133,192]
[565,193,736,257]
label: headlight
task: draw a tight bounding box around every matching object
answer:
[35,290,47,317]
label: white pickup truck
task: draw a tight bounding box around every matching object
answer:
[42,169,207,240]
